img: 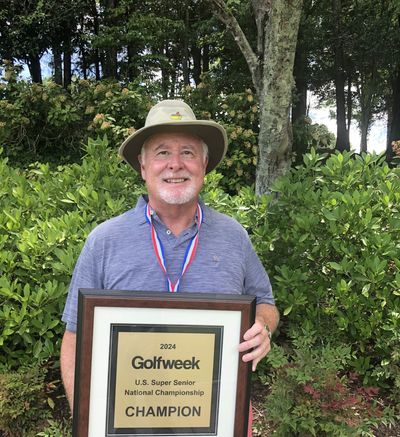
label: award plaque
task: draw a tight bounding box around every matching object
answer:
[73,290,256,437]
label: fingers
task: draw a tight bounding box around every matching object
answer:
[242,322,262,341]
[238,322,271,371]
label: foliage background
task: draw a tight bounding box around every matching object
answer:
[1,0,400,434]
[0,134,399,435]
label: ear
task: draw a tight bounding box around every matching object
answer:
[203,155,209,173]
[138,155,146,180]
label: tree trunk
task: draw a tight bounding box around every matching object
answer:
[202,44,210,74]
[182,5,190,86]
[346,74,352,132]
[170,55,178,97]
[359,92,371,153]
[127,45,136,81]
[192,46,201,85]
[360,121,369,153]
[161,43,170,98]
[291,25,308,164]
[104,47,118,79]
[386,96,393,152]
[53,46,63,85]
[63,41,72,88]
[256,0,303,194]
[209,0,303,193]
[388,64,400,161]
[334,72,349,151]
[92,0,101,80]
[358,79,373,153]
[291,36,307,123]
[27,54,42,83]
[333,0,350,151]
[103,0,118,79]
[79,14,87,80]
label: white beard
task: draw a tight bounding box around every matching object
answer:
[157,183,199,205]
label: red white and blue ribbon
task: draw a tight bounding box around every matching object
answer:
[145,203,203,292]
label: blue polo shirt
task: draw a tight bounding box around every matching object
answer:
[62,196,274,332]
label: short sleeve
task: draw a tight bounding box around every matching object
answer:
[243,233,275,305]
[61,233,104,332]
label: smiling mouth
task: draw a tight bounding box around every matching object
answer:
[164,178,189,183]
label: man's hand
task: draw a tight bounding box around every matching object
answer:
[238,303,279,371]
[238,320,271,371]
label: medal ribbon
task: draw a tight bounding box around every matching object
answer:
[145,203,203,292]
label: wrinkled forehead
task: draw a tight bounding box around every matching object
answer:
[143,132,204,151]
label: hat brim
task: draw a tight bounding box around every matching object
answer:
[119,121,228,174]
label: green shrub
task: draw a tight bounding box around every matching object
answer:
[263,332,396,436]
[0,362,71,437]
[253,150,400,386]
[0,366,48,436]
[36,419,72,437]
[0,62,151,164]
[0,137,143,367]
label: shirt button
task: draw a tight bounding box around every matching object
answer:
[166,229,171,235]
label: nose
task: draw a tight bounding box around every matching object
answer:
[167,152,184,170]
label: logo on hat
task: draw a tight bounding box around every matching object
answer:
[170,112,183,121]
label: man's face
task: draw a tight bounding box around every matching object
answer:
[139,132,208,207]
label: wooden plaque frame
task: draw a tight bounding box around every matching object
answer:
[73,289,255,437]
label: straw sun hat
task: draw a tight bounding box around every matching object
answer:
[119,100,228,174]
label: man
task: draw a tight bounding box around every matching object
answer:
[61,99,279,434]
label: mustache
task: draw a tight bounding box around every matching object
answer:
[161,173,191,179]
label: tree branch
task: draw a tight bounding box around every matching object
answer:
[208,0,262,96]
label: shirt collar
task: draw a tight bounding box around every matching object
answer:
[134,194,209,226]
